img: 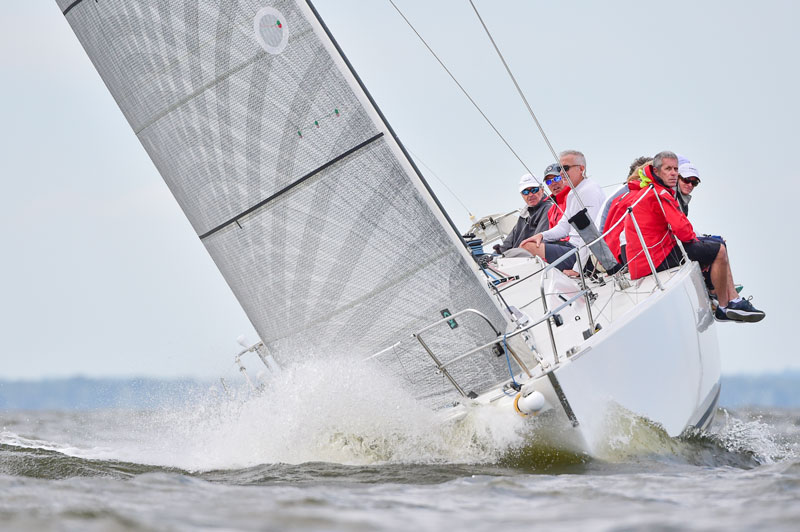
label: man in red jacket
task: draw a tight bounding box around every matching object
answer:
[603,166,646,263]
[624,151,764,323]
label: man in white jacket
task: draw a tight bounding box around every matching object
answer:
[521,150,606,275]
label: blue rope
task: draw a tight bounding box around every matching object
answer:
[481,267,499,281]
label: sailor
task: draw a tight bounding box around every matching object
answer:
[543,163,571,238]
[495,173,552,254]
[602,158,650,264]
[675,161,735,297]
[520,150,607,275]
[676,161,700,215]
[624,150,764,323]
[598,155,651,233]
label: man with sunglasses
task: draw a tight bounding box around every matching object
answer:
[544,163,571,237]
[677,162,735,297]
[676,162,700,215]
[520,150,607,274]
[495,173,552,254]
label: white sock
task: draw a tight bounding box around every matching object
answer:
[730,297,742,304]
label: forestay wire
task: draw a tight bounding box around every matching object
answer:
[386,0,542,189]
[466,0,587,212]
[407,147,474,218]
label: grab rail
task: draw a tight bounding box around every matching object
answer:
[407,291,591,396]
[414,308,500,337]
[412,308,531,397]
[628,208,664,290]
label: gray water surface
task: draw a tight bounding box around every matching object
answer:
[1,404,798,531]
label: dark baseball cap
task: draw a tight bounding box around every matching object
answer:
[544,163,562,177]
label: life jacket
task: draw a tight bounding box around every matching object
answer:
[623,166,697,280]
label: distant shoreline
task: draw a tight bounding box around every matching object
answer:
[1,373,799,410]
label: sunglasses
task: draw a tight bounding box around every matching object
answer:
[680,176,700,187]
[521,187,541,195]
[561,164,580,172]
[545,175,563,186]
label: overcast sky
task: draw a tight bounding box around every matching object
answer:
[1,1,797,380]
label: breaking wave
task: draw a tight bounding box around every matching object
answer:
[1,358,796,480]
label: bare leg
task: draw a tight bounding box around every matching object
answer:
[523,241,580,277]
[724,250,737,300]
[522,241,547,261]
[710,245,736,304]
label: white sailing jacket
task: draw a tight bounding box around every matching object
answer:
[540,178,607,249]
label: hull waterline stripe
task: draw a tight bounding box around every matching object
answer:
[199,132,384,240]
[62,0,85,16]
[694,383,721,430]
[547,372,579,427]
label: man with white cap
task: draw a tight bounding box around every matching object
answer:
[677,160,739,297]
[495,173,552,254]
[676,162,700,215]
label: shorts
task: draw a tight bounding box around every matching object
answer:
[657,240,721,271]
[697,235,726,289]
[545,242,577,271]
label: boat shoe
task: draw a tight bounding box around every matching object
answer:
[718,298,765,323]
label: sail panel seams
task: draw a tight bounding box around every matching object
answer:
[61,0,511,409]
[199,132,384,240]
[133,49,269,136]
[61,0,84,16]
[66,1,377,236]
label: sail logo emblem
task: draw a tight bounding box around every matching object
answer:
[254,6,288,54]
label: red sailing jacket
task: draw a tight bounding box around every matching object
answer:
[546,187,571,240]
[602,180,641,259]
[623,167,696,280]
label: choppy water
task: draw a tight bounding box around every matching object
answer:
[2,364,799,530]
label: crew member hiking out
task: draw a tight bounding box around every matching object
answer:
[624,150,765,323]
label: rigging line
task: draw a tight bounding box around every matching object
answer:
[406,147,473,218]
[466,0,586,213]
[386,1,544,191]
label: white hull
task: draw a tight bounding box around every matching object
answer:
[461,260,721,457]
[546,262,719,454]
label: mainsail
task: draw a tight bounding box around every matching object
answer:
[59,0,514,407]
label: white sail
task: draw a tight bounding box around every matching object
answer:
[59,0,516,407]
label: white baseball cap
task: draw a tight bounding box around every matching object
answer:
[679,162,700,179]
[518,173,540,192]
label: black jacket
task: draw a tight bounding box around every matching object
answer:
[498,200,552,252]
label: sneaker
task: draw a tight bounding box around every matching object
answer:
[724,297,765,323]
[714,306,732,322]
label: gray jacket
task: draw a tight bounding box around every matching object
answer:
[498,200,552,252]
[676,187,692,215]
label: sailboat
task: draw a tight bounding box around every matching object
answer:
[57,0,720,456]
